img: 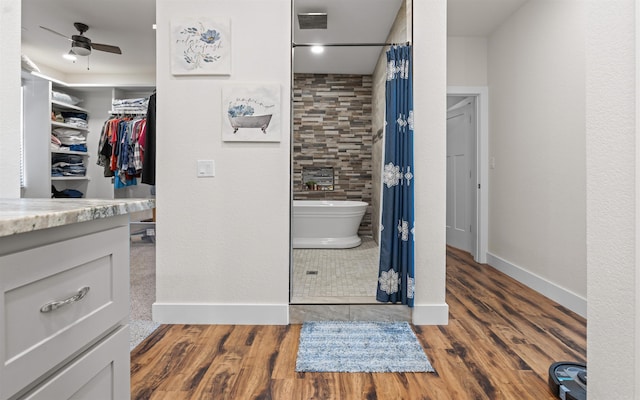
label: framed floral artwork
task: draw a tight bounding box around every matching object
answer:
[171,17,231,75]
[222,84,281,142]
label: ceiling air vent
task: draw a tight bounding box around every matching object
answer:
[298,13,327,29]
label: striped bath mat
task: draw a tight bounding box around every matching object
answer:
[295,321,435,373]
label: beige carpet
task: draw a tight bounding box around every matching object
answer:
[129,239,160,350]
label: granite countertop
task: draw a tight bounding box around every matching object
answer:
[0,198,156,238]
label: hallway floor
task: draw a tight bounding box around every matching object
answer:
[131,246,586,399]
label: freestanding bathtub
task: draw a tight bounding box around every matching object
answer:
[292,200,368,249]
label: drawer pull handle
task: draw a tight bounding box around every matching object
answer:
[40,286,90,313]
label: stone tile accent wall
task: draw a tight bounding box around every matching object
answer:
[293,74,373,236]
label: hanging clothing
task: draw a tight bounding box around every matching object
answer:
[142,92,156,185]
[377,45,415,307]
[96,114,148,187]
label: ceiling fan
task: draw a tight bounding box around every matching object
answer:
[40,22,122,56]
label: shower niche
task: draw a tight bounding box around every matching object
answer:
[302,167,334,191]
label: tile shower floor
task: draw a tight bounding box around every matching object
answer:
[291,237,380,304]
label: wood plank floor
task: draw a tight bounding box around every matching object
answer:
[130,247,586,399]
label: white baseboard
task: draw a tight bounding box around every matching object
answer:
[152,303,289,325]
[411,303,449,325]
[486,252,587,318]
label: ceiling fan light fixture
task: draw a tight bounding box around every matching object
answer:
[41,22,122,59]
[62,50,77,61]
[71,40,91,56]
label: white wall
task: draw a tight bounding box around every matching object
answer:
[80,88,119,199]
[447,36,487,86]
[412,0,448,324]
[23,64,154,88]
[152,0,292,324]
[586,1,638,397]
[150,0,449,325]
[487,0,586,315]
[0,0,21,198]
[64,74,155,87]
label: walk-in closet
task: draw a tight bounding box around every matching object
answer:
[19,0,158,362]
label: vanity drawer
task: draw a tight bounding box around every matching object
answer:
[0,226,129,400]
[20,325,130,400]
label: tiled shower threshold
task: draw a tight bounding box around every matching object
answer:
[289,303,411,323]
[290,295,378,304]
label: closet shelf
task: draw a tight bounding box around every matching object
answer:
[22,72,93,199]
[51,121,89,132]
[51,176,90,181]
[51,100,89,113]
[51,150,89,157]
[108,110,147,115]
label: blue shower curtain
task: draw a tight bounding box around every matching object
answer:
[377,45,415,307]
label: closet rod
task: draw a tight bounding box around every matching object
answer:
[293,41,410,47]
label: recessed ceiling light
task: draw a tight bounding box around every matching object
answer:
[311,45,324,54]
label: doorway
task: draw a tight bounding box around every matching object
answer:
[446,88,489,263]
[289,0,410,311]
[447,96,476,255]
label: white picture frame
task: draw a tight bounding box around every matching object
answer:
[171,17,231,75]
[222,84,281,142]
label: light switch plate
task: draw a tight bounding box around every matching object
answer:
[197,160,215,177]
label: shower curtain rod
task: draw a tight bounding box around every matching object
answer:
[293,41,410,47]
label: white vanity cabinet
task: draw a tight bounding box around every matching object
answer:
[0,199,154,400]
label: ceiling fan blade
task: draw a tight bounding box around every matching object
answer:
[39,26,72,41]
[91,42,122,54]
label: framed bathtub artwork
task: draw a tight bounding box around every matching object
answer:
[171,17,231,75]
[222,84,281,142]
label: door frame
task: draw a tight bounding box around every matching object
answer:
[446,96,477,256]
[447,86,488,263]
